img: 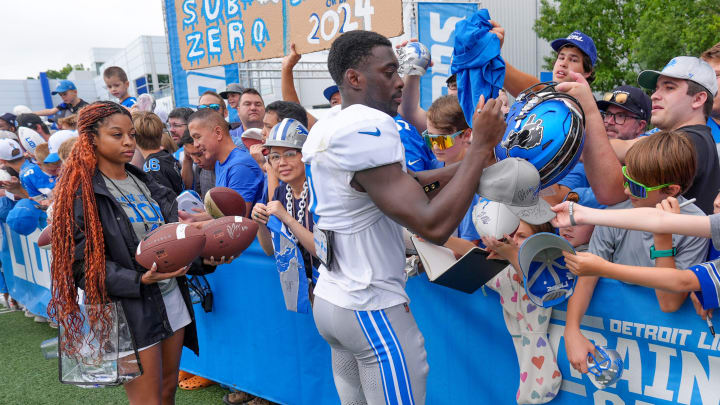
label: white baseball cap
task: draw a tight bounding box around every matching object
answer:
[46,130,78,163]
[17,127,46,155]
[0,139,24,161]
[638,56,718,96]
[472,198,520,239]
[477,158,556,225]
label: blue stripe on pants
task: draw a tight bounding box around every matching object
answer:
[356,310,397,405]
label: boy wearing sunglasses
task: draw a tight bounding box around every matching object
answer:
[562,130,708,374]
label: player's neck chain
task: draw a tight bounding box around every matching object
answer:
[286,181,308,242]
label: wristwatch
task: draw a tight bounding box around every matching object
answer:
[650,245,677,259]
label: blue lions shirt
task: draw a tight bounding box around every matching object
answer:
[20,164,57,197]
[394,115,441,172]
[120,97,137,108]
[215,147,264,204]
[708,117,720,144]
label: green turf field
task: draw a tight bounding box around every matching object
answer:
[0,308,227,405]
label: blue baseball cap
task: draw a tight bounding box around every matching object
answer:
[323,85,339,102]
[7,198,44,235]
[51,80,77,95]
[550,31,597,66]
[518,232,577,307]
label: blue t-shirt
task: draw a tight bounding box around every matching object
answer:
[394,115,441,172]
[229,124,248,151]
[457,194,481,241]
[20,163,56,197]
[120,97,137,108]
[556,162,605,209]
[708,117,720,144]
[215,147,264,204]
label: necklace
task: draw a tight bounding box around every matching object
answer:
[102,171,162,233]
[285,181,308,242]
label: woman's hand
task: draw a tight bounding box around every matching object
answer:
[266,200,291,223]
[203,256,236,266]
[251,203,269,225]
[141,262,189,285]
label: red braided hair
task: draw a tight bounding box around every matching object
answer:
[48,101,132,356]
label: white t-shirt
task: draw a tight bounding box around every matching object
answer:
[302,104,408,310]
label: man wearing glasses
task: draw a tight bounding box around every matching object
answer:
[596,85,651,140]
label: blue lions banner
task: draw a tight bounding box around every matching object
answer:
[267,215,312,314]
[417,2,478,110]
[2,221,718,403]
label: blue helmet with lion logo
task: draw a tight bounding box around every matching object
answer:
[495,82,585,188]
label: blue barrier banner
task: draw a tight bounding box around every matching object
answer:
[418,2,477,110]
[2,220,718,404]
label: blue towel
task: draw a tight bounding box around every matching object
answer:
[451,9,506,127]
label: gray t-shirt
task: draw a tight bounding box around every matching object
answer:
[193,166,216,200]
[103,173,176,296]
[711,213,720,251]
[590,198,709,269]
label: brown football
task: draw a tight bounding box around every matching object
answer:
[204,187,246,218]
[135,223,206,273]
[38,225,51,250]
[201,216,258,259]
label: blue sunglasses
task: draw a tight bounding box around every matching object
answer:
[198,103,221,111]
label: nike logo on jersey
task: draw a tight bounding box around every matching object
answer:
[408,159,421,166]
[358,128,381,137]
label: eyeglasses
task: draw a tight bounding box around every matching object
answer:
[421,129,464,151]
[198,104,221,111]
[167,122,187,130]
[622,166,672,199]
[600,111,641,125]
[267,149,300,164]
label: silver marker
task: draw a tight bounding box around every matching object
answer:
[678,198,696,208]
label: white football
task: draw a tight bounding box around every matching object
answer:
[472,198,520,240]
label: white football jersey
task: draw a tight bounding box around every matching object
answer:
[302,104,409,310]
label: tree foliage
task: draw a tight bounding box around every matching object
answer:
[533,0,720,92]
[45,63,87,80]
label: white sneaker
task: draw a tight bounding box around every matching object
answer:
[34,316,48,323]
[49,321,58,329]
[24,309,34,318]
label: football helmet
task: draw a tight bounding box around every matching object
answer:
[495,82,585,188]
[587,345,624,389]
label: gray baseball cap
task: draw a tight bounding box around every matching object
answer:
[219,83,244,99]
[477,158,555,225]
[638,56,718,96]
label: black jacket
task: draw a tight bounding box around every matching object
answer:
[71,164,214,354]
[143,150,184,196]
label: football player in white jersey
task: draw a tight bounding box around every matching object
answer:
[302,30,506,405]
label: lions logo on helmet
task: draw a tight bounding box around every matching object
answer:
[501,114,544,151]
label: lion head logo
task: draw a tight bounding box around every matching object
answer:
[501,114,544,151]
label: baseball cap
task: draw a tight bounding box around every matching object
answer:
[0,113,16,126]
[241,128,263,141]
[518,232,577,307]
[17,127,46,155]
[264,118,309,150]
[550,30,597,66]
[7,198,44,235]
[16,113,44,130]
[477,158,555,225]
[471,198,520,239]
[596,85,652,122]
[0,130,19,141]
[323,85,339,102]
[0,139,23,161]
[638,56,718,96]
[219,83,244,99]
[46,129,78,163]
[51,80,77,95]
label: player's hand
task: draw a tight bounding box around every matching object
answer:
[690,292,714,320]
[282,43,302,71]
[471,96,506,149]
[489,20,505,48]
[251,203,269,225]
[203,255,235,266]
[555,72,597,114]
[563,251,607,277]
[564,328,595,374]
[141,262,189,284]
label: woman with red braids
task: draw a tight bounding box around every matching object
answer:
[48,101,215,405]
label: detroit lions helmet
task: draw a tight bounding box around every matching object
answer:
[495,82,585,188]
[587,345,624,389]
[396,42,432,76]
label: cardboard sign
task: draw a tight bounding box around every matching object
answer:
[288,0,403,54]
[170,0,404,70]
[174,0,285,70]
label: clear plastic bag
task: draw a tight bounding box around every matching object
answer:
[59,302,142,387]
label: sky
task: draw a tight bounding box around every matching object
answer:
[0,0,166,80]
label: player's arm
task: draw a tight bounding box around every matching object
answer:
[398,75,428,133]
[33,107,59,116]
[281,43,318,128]
[557,73,626,205]
[354,98,506,245]
[564,251,700,292]
[407,162,460,198]
[551,198,712,238]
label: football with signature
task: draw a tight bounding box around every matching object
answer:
[204,187,246,218]
[201,216,258,259]
[135,223,206,273]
